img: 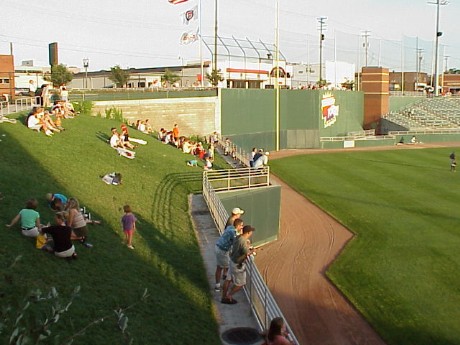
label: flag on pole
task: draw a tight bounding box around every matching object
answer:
[181,5,198,25]
[180,29,199,45]
[168,0,189,4]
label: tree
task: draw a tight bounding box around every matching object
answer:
[161,69,180,87]
[109,65,131,88]
[47,64,73,87]
[206,69,224,87]
[341,79,354,90]
[447,68,460,74]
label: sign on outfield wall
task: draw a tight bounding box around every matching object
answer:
[321,93,339,128]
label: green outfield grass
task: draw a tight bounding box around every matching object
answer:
[270,149,460,345]
[0,113,227,344]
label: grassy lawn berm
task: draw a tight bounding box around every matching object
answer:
[270,149,460,345]
[0,113,228,344]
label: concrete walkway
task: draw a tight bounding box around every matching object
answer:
[190,194,263,345]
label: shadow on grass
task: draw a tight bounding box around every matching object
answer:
[0,121,220,344]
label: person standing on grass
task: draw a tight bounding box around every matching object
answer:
[122,205,137,250]
[172,123,180,143]
[450,152,456,172]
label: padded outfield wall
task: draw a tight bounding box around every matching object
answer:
[218,186,281,248]
[220,89,364,151]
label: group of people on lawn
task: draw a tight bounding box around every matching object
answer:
[5,193,96,260]
[26,101,76,137]
[5,194,138,258]
[157,123,215,170]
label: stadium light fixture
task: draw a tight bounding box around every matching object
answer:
[83,58,89,89]
[428,0,448,96]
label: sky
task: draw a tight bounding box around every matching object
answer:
[1,0,459,73]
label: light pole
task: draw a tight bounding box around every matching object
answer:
[416,48,423,90]
[83,58,89,89]
[429,0,447,96]
[179,56,184,87]
[362,31,370,67]
[213,0,218,79]
[317,17,327,86]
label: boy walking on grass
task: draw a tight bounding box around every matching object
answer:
[122,205,137,249]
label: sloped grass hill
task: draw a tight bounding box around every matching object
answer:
[270,150,460,345]
[0,114,225,344]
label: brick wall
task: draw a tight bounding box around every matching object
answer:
[361,67,389,129]
[0,55,15,101]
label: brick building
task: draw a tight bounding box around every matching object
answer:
[0,55,15,101]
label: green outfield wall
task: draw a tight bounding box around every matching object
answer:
[221,89,364,151]
[218,185,281,247]
[394,133,460,143]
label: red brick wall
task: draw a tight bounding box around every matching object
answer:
[361,67,389,129]
[0,55,15,101]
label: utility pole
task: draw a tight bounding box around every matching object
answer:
[317,17,327,86]
[444,55,449,72]
[213,0,218,76]
[428,0,448,96]
[416,48,424,90]
[362,30,371,67]
[83,58,89,89]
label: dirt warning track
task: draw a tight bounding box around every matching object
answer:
[255,174,386,345]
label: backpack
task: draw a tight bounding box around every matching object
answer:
[101,172,122,185]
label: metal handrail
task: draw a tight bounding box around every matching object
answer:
[204,166,270,191]
[0,96,36,116]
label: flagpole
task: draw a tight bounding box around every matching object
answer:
[199,0,204,86]
[213,0,218,75]
[275,0,280,151]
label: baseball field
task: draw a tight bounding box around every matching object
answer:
[266,147,460,345]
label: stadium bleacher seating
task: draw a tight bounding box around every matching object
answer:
[383,97,460,130]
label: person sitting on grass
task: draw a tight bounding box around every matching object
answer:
[46,192,68,211]
[158,128,166,141]
[26,108,53,136]
[144,119,153,133]
[6,198,41,238]
[38,108,61,134]
[137,120,147,133]
[110,128,134,150]
[182,139,194,154]
[120,124,137,149]
[41,212,77,260]
[204,156,213,170]
[65,197,92,248]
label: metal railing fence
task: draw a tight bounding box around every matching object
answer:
[202,170,299,345]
